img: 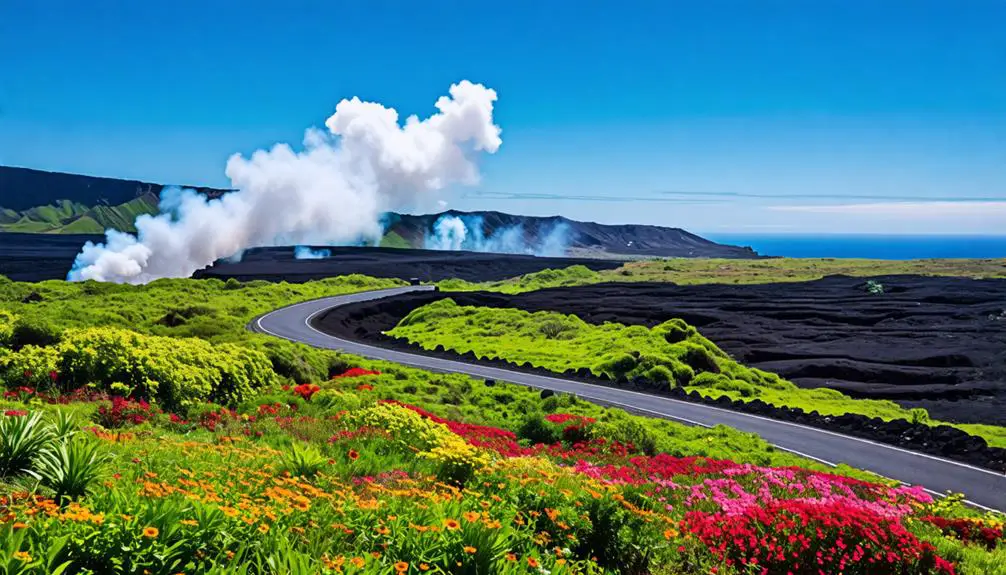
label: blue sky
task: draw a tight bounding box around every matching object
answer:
[1,0,1004,234]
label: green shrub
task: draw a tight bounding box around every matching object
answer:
[0,309,15,347]
[590,418,657,455]
[279,443,328,478]
[34,436,111,503]
[0,411,54,477]
[9,316,62,350]
[2,327,281,410]
[596,353,637,379]
[518,413,561,445]
[644,365,674,385]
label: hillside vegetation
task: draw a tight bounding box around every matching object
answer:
[438,258,1006,293]
[0,273,1003,573]
[2,357,1003,574]
[388,299,1006,448]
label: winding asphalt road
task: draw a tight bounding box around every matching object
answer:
[252,286,1006,512]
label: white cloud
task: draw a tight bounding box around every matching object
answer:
[768,201,1006,218]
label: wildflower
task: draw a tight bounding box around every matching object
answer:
[258,524,269,533]
[506,553,517,562]
[348,449,360,461]
[12,522,28,530]
[371,552,381,559]
[464,546,477,554]
[394,562,409,573]
[142,526,159,538]
[527,557,540,568]
[419,564,429,571]
[664,528,678,540]
[13,551,31,562]
[444,518,460,530]
[180,519,198,527]
[376,526,390,535]
[463,511,480,522]
[351,557,365,568]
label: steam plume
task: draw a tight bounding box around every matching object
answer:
[68,81,502,283]
[293,246,331,259]
[424,214,571,257]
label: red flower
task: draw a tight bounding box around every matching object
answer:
[332,367,381,379]
[292,383,321,401]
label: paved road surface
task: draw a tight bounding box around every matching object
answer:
[251,286,1006,512]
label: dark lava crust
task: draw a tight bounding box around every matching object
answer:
[314,275,1006,427]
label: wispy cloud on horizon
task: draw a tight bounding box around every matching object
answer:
[465,190,1006,204]
[768,201,1006,217]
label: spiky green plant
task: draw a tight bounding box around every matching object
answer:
[32,437,110,503]
[278,443,328,479]
[0,412,54,477]
[50,409,78,441]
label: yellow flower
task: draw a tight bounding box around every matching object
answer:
[444,519,460,530]
[463,546,477,555]
[180,519,198,527]
[13,551,31,562]
[258,524,270,533]
[142,526,159,538]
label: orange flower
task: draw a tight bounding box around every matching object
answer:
[180,519,198,527]
[463,511,479,522]
[12,522,27,530]
[663,528,678,540]
[371,552,381,559]
[444,519,460,530]
[142,526,159,538]
[505,553,517,562]
[351,557,365,568]
[463,546,477,555]
[376,526,390,535]
[394,561,409,573]
[527,557,539,568]
[419,564,429,571]
[13,551,31,562]
[348,449,359,461]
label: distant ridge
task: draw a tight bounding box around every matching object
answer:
[0,165,759,258]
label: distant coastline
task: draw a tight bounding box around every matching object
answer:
[704,234,1006,260]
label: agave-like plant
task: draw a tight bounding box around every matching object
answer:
[0,411,55,477]
[50,409,78,441]
[279,443,328,479]
[33,437,111,503]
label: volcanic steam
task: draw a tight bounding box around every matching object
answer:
[68,81,502,283]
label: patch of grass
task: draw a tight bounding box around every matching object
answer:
[438,258,1006,293]
[388,299,1006,448]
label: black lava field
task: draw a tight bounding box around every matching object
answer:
[316,275,1006,426]
[0,234,622,283]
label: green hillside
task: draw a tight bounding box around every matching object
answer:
[0,194,160,234]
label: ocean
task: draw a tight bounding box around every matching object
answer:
[703,234,1006,260]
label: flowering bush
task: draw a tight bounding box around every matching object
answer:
[95,396,155,428]
[923,516,1005,550]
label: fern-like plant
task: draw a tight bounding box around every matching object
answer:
[0,411,54,477]
[33,437,110,503]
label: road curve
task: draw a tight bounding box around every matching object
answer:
[252,286,1006,512]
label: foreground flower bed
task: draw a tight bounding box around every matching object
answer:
[0,371,1003,575]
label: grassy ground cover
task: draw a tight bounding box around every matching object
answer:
[1,358,1003,575]
[1,273,1004,573]
[438,258,1006,293]
[388,299,1006,448]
